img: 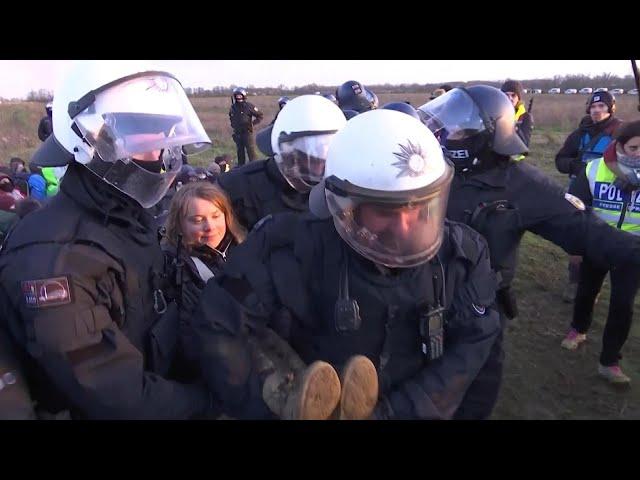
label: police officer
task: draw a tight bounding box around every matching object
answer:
[229,87,264,166]
[219,94,346,231]
[417,86,640,418]
[0,60,216,419]
[335,80,378,114]
[192,109,501,420]
[268,96,290,126]
[37,102,53,142]
[555,90,622,301]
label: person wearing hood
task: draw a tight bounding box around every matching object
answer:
[0,61,217,419]
[555,91,623,303]
[500,79,534,151]
[0,173,25,211]
[161,181,246,382]
[560,121,640,384]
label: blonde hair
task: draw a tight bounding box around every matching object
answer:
[164,181,246,251]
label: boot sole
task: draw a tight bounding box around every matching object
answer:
[339,355,379,420]
[295,361,341,420]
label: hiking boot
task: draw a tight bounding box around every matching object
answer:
[598,364,631,385]
[561,328,587,350]
[337,355,379,420]
[262,360,341,420]
[251,328,341,420]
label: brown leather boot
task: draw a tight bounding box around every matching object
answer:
[337,355,379,420]
[251,328,341,420]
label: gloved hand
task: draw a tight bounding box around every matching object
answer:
[569,158,585,176]
[181,280,203,315]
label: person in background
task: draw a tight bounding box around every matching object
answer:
[555,91,623,303]
[560,120,640,384]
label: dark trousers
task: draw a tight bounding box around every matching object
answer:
[572,259,640,366]
[453,307,506,420]
[233,131,258,166]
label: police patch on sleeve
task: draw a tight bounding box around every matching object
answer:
[471,303,487,316]
[564,193,585,211]
[21,276,72,309]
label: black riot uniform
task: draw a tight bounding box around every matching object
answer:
[0,163,211,419]
[229,91,264,166]
[192,213,501,420]
[418,85,640,419]
[217,157,309,231]
[0,325,36,419]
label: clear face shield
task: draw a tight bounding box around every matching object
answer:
[73,74,211,208]
[417,89,488,148]
[324,166,453,268]
[274,130,337,193]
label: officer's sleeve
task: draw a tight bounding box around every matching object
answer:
[519,163,640,270]
[555,129,582,175]
[217,172,253,230]
[375,234,501,420]
[250,103,264,126]
[567,164,593,207]
[0,244,210,420]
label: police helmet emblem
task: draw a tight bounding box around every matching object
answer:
[392,140,428,178]
[564,193,585,211]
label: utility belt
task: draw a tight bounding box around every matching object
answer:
[233,127,253,136]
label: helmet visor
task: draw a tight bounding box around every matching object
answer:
[85,146,183,209]
[325,167,453,268]
[72,74,210,208]
[275,131,336,193]
[74,74,211,162]
[417,88,487,143]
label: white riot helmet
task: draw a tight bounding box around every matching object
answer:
[31,60,211,208]
[271,94,347,193]
[310,109,453,268]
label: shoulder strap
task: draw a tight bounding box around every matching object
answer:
[190,256,215,282]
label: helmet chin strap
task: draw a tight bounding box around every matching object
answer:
[132,156,163,174]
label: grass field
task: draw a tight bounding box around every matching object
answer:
[2,93,640,419]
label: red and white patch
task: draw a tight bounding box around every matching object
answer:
[21,276,72,309]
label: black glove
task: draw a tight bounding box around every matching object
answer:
[181,280,203,315]
[569,158,584,176]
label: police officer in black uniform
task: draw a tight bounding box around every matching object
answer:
[192,109,501,420]
[417,85,640,419]
[0,61,216,419]
[229,87,264,166]
[218,94,347,231]
[37,102,53,142]
[335,80,378,114]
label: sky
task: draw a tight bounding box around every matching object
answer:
[0,60,635,99]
